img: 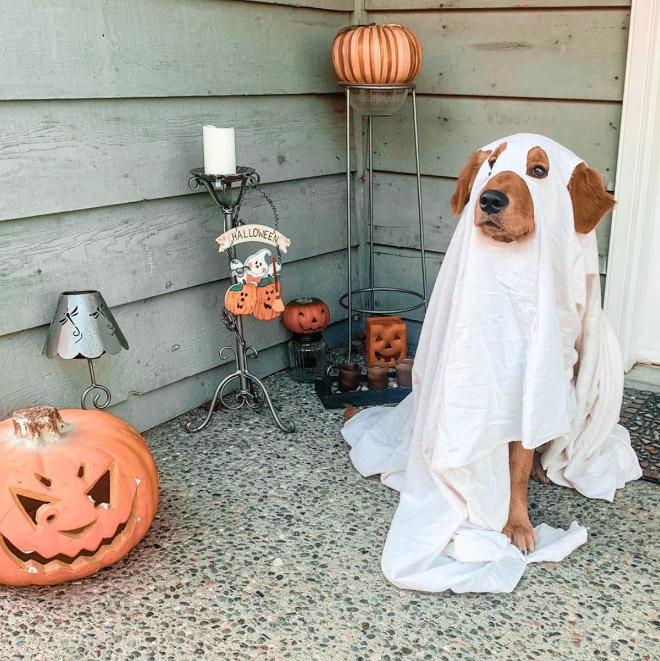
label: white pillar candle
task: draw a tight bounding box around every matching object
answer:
[203,126,236,175]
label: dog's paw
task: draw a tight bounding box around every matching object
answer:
[503,519,536,554]
[343,404,360,421]
[530,451,550,484]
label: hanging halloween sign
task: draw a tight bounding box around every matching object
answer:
[216,224,291,254]
[0,405,158,586]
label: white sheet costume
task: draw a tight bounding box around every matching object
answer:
[342,134,641,593]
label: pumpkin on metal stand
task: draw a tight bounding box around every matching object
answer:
[283,297,331,383]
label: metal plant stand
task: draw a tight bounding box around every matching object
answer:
[185,167,295,434]
[340,83,428,363]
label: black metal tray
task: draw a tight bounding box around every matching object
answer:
[314,373,411,409]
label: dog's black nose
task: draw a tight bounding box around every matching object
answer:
[479,190,509,215]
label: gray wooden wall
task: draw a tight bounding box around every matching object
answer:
[0,0,354,431]
[0,0,633,431]
[366,0,631,320]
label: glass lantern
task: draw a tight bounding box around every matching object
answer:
[287,333,328,383]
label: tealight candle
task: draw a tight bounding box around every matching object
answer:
[203,126,236,175]
[366,361,389,390]
[338,363,361,392]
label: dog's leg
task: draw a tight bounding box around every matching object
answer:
[502,441,536,553]
[530,449,550,484]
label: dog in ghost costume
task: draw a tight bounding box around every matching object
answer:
[342,134,642,593]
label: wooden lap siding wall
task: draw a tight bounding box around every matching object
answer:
[365,1,630,320]
[0,0,632,430]
[0,0,354,431]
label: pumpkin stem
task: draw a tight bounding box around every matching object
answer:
[12,405,65,443]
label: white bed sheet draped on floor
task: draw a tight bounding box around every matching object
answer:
[342,134,641,594]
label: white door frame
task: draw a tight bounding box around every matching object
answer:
[604,0,660,372]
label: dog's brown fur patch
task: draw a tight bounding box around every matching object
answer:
[451,150,492,216]
[568,162,615,234]
[343,404,360,421]
[526,146,549,176]
[474,171,535,243]
[488,142,508,168]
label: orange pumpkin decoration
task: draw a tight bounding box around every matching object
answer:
[283,298,331,335]
[331,23,422,85]
[366,316,407,366]
[0,406,158,586]
[254,280,282,321]
[225,283,257,316]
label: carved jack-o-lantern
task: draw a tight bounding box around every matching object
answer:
[254,280,282,321]
[225,283,257,316]
[282,298,330,335]
[0,406,158,586]
[366,316,407,366]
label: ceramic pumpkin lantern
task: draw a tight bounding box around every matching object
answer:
[0,405,158,586]
[225,283,257,316]
[254,280,282,321]
[283,298,331,335]
[366,316,407,366]
[331,24,422,85]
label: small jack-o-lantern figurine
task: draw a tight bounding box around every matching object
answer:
[254,278,283,321]
[0,405,158,586]
[366,316,407,366]
[283,298,331,335]
[225,283,257,316]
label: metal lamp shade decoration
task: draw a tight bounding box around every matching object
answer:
[43,291,128,410]
[365,316,407,366]
[0,405,158,586]
[331,23,422,85]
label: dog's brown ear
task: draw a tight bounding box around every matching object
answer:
[568,162,615,234]
[450,150,491,216]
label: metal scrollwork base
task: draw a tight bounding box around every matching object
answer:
[185,311,295,434]
[81,359,111,410]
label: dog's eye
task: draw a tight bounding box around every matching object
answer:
[529,165,548,179]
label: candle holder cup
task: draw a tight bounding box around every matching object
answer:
[338,363,362,392]
[366,361,389,390]
[395,358,414,388]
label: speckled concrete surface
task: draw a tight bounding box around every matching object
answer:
[1,371,659,661]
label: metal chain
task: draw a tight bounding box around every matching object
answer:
[238,183,282,263]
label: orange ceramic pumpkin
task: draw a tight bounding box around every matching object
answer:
[366,316,407,366]
[225,283,257,316]
[0,406,158,586]
[254,281,282,321]
[283,298,331,335]
[331,24,422,85]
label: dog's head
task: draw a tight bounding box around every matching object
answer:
[450,140,615,243]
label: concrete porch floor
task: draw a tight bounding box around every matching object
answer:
[1,372,659,661]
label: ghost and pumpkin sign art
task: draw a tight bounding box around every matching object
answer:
[0,406,158,586]
[218,226,291,321]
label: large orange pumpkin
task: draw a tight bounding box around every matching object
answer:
[331,24,422,85]
[0,406,158,586]
[283,298,331,335]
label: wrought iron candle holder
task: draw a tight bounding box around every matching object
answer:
[186,167,295,433]
[43,290,129,409]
